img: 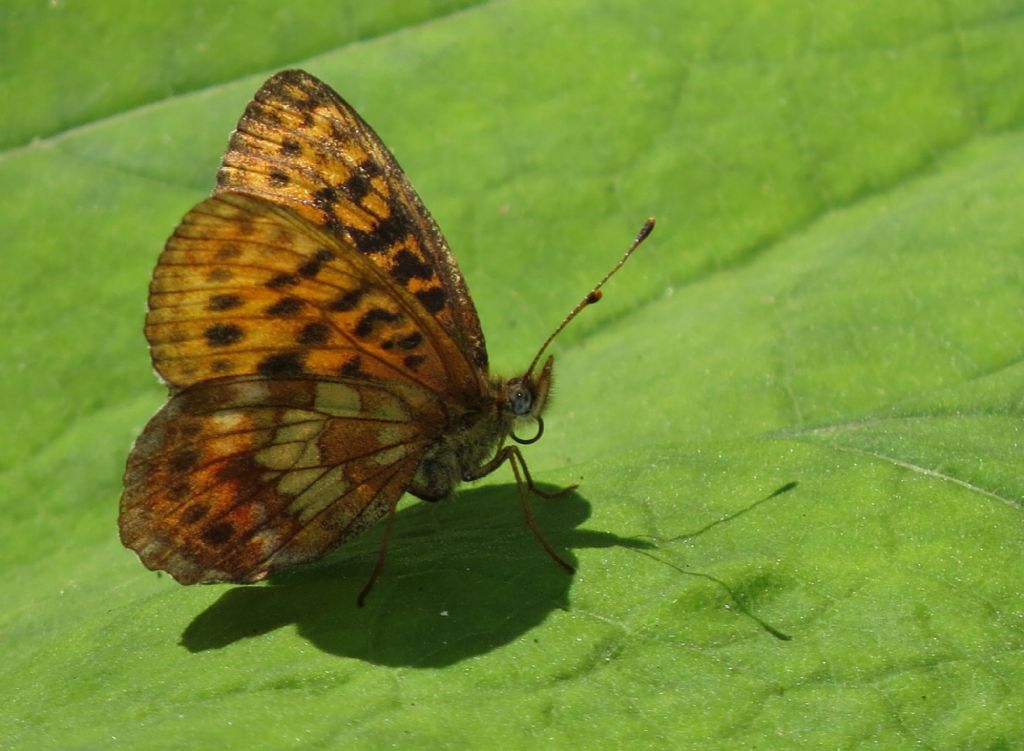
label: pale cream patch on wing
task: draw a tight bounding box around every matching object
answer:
[371,444,412,468]
[209,411,249,432]
[277,419,323,444]
[288,465,349,522]
[315,382,361,417]
[225,379,271,406]
[277,467,329,497]
[295,442,321,469]
[255,442,305,471]
[207,433,253,457]
[255,421,322,471]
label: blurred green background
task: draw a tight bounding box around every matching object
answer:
[3,1,1024,748]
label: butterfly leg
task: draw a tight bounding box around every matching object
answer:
[466,446,575,574]
[357,497,401,607]
[514,444,578,499]
[468,441,578,499]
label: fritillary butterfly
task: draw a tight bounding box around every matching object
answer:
[119,70,653,603]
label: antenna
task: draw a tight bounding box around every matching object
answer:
[524,217,655,379]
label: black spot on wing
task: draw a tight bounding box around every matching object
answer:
[312,186,339,214]
[403,355,426,371]
[415,286,447,314]
[329,288,365,312]
[202,522,234,546]
[297,322,330,346]
[242,101,281,127]
[339,172,371,202]
[182,504,208,525]
[390,249,434,285]
[349,212,408,256]
[298,248,334,278]
[208,294,243,311]
[397,331,423,350]
[340,356,363,377]
[266,273,299,289]
[265,297,304,317]
[171,449,201,473]
[355,308,400,338]
[205,323,244,347]
[257,352,306,376]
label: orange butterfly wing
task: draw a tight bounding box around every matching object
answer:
[123,192,481,582]
[216,69,488,371]
[120,375,442,583]
[121,70,502,585]
[145,192,479,400]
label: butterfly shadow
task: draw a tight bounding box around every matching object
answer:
[180,484,651,666]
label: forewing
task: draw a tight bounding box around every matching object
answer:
[216,69,488,371]
[120,375,443,584]
[146,192,479,397]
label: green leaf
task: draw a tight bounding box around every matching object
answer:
[3,1,1024,748]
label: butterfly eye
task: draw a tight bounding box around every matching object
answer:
[508,385,532,416]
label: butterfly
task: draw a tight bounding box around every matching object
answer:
[119,70,653,603]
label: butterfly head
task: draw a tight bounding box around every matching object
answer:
[502,355,554,445]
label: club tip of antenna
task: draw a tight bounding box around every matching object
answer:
[585,290,603,305]
[636,217,656,244]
